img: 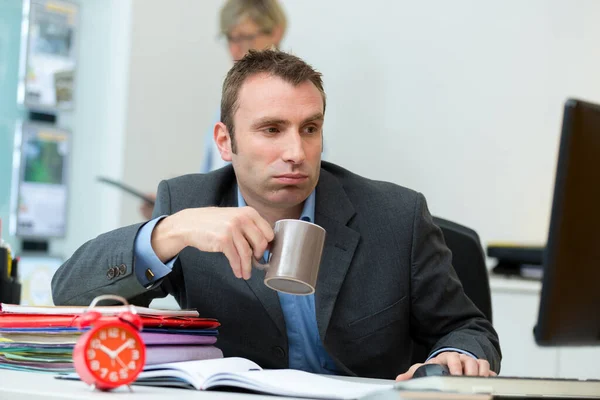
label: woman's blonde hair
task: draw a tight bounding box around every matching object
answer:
[220,0,287,37]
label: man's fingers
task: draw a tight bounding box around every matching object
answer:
[395,372,411,381]
[242,221,270,260]
[427,352,496,378]
[477,359,497,377]
[238,208,273,260]
[445,353,464,375]
[221,238,242,279]
[461,354,479,376]
[477,360,491,377]
[245,207,275,242]
[395,363,423,381]
[232,229,253,280]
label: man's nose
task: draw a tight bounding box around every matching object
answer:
[281,133,306,164]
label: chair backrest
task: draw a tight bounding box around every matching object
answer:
[411,216,492,363]
[433,216,492,322]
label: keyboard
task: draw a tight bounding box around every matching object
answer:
[386,375,600,398]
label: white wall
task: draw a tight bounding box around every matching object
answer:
[51,0,133,258]
[114,0,600,249]
[118,0,230,227]
[282,0,600,247]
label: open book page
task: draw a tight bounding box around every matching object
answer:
[203,369,393,400]
[141,357,262,390]
[59,357,393,399]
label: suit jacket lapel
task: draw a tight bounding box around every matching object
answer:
[314,169,360,341]
[218,179,287,336]
[244,269,287,336]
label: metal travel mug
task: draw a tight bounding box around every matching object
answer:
[254,219,326,295]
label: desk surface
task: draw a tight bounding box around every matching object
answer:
[488,274,541,294]
[0,369,394,400]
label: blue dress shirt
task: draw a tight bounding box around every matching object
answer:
[133,188,476,372]
[236,189,339,374]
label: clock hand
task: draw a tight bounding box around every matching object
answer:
[113,338,134,357]
[115,354,128,370]
[99,344,116,358]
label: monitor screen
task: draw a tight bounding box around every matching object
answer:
[18,0,79,111]
[10,121,70,239]
[535,99,600,346]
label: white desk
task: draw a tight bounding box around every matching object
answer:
[0,369,393,400]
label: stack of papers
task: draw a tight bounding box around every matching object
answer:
[0,303,222,373]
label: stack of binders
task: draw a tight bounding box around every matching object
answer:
[0,303,222,373]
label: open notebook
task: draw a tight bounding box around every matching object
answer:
[61,357,393,399]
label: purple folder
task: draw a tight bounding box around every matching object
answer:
[141,332,217,345]
[145,345,223,365]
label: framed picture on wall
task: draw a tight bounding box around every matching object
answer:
[10,120,71,239]
[17,0,79,112]
[17,254,63,305]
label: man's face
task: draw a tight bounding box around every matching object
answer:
[227,74,323,210]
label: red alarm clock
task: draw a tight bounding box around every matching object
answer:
[73,295,146,391]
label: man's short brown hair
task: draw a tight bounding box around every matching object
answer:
[220,49,326,152]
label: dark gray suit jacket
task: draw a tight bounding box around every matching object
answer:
[52,161,501,379]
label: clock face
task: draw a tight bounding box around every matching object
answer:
[83,324,145,386]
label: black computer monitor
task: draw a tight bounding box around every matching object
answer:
[535,99,600,346]
[9,121,70,239]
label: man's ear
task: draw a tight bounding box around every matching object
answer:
[214,122,233,162]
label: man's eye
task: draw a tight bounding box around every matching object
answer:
[304,126,317,134]
[266,127,279,133]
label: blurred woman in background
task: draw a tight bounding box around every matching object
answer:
[141,0,287,219]
[202,0,287,173]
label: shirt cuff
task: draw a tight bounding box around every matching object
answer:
[134,216,177,289]
[427,347,477,361]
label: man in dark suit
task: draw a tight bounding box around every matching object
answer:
[52,50,501,380]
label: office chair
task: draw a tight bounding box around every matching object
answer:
[411,216,493,364]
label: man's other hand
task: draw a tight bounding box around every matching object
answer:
[395,351,497,381]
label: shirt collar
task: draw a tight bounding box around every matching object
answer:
[236,185,316,223]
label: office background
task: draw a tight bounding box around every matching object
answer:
[1,0,600,379]
[1,0,599,259]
